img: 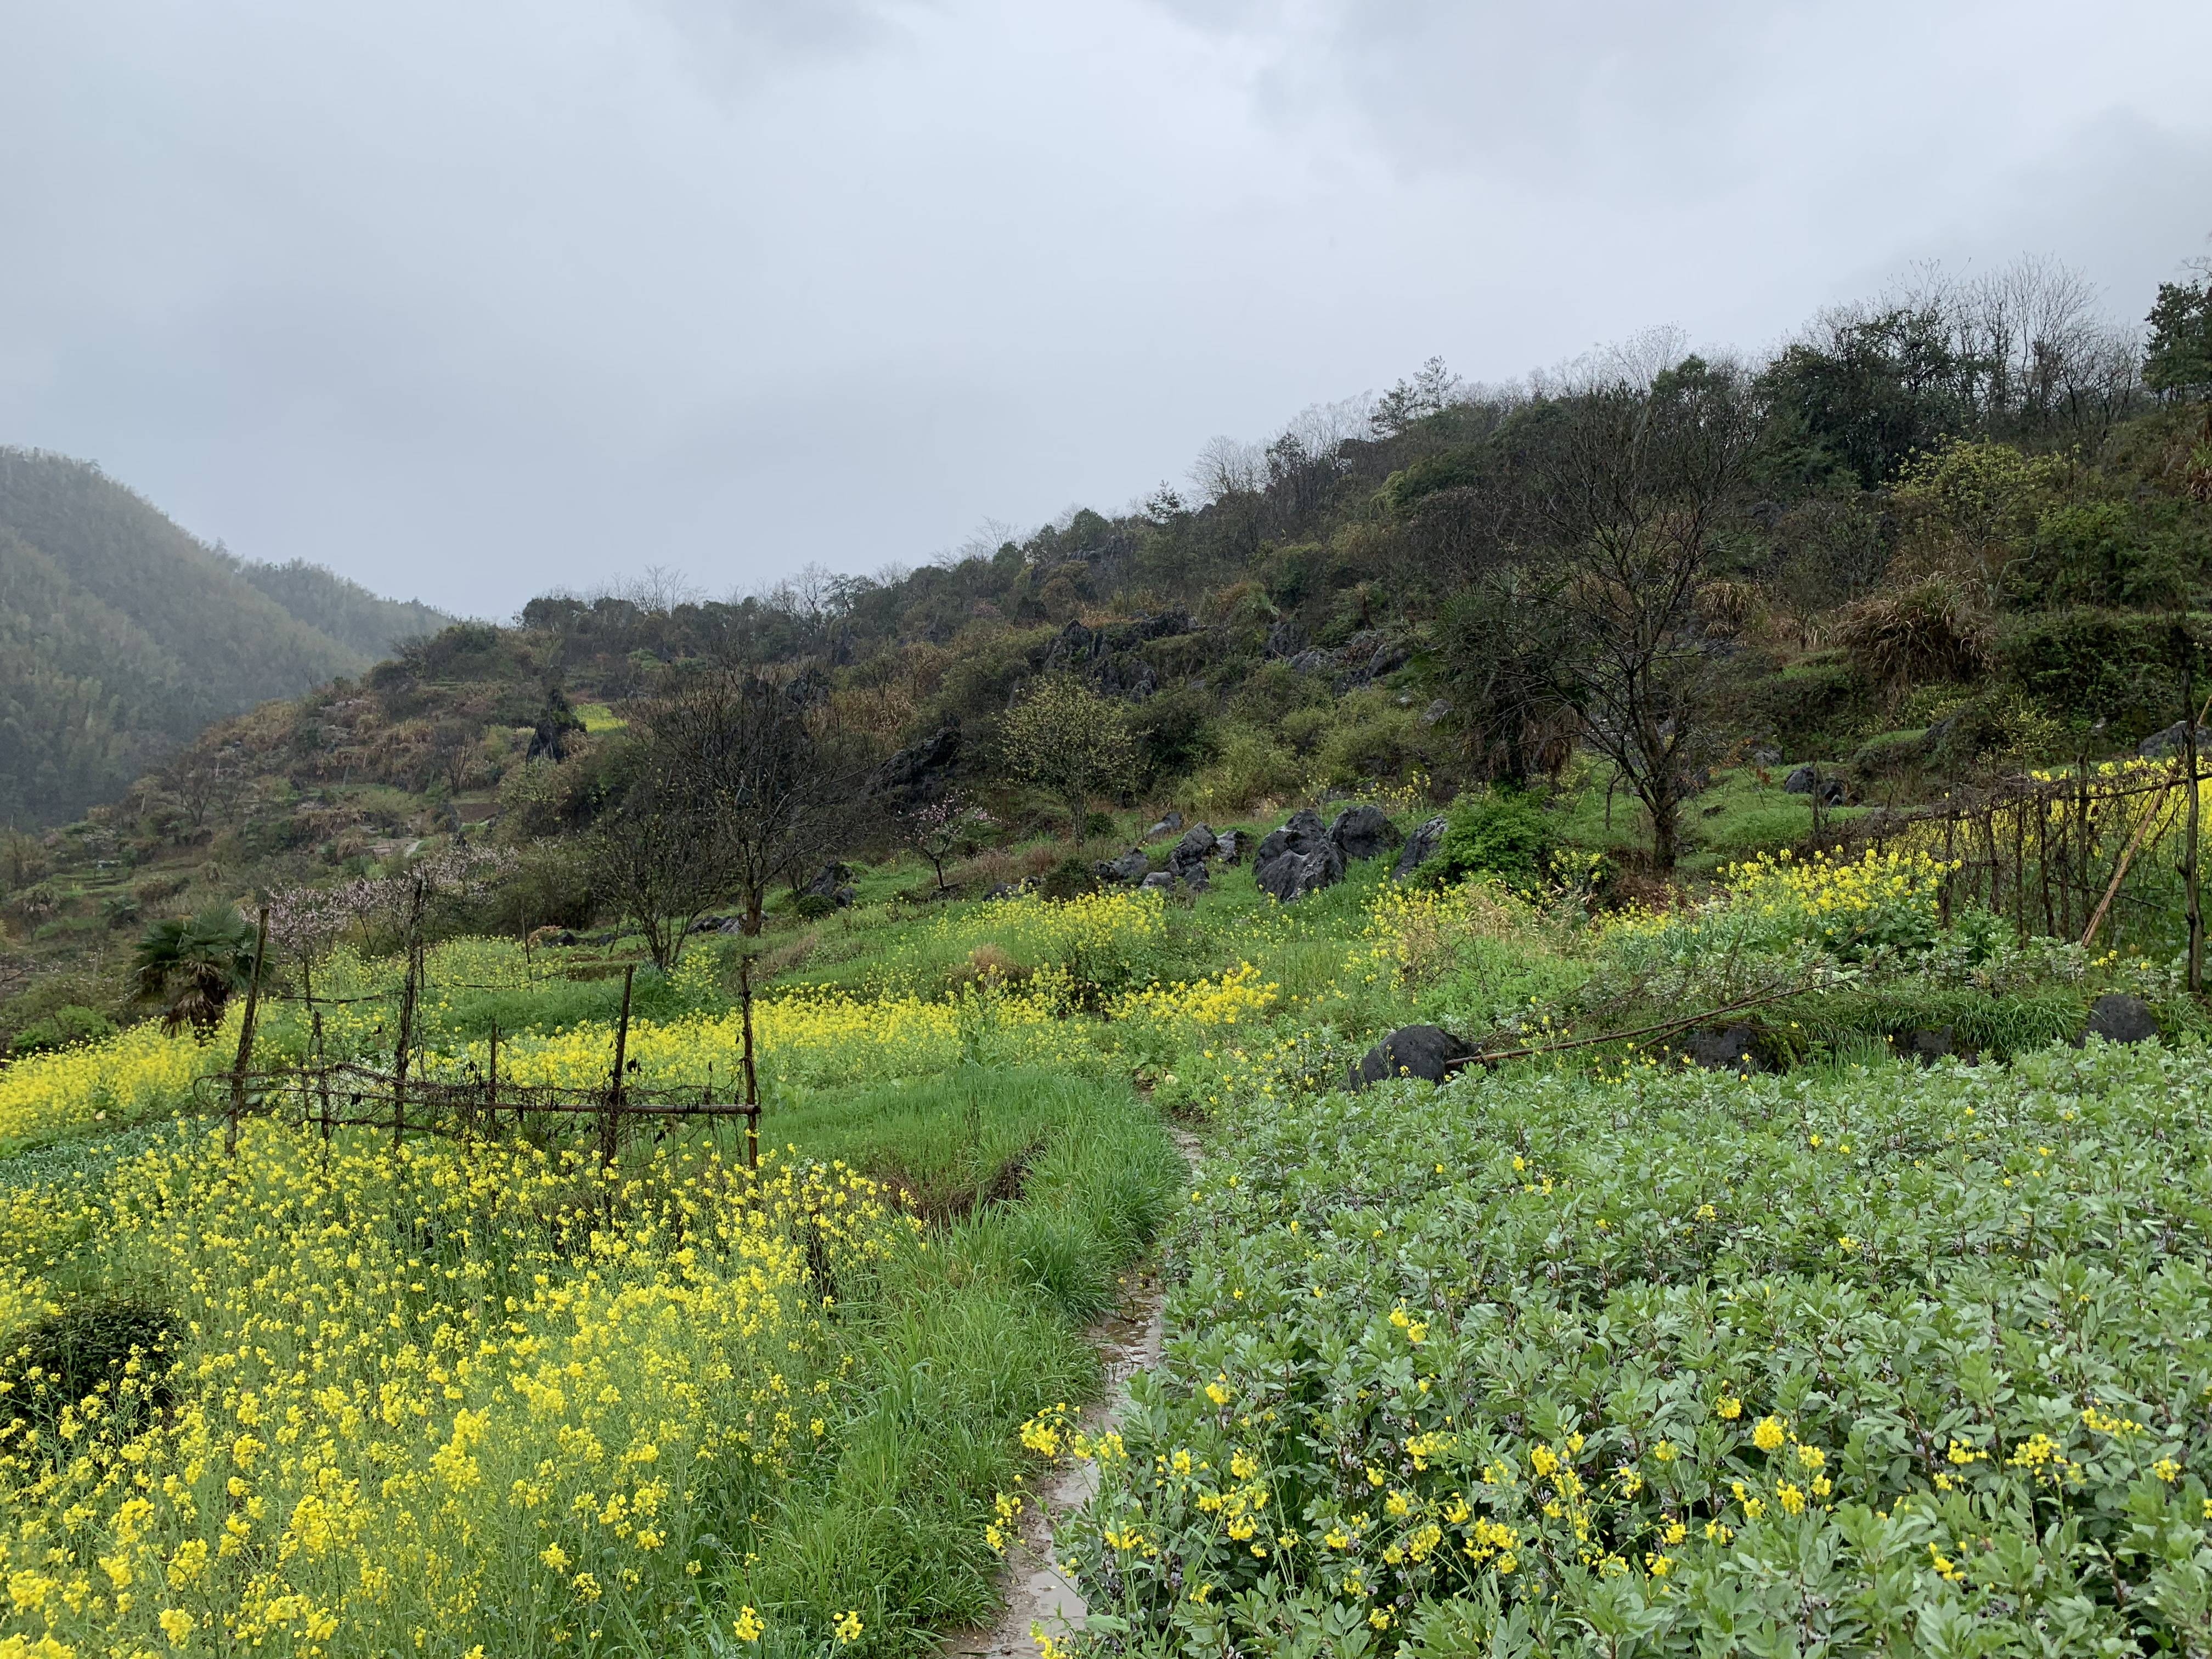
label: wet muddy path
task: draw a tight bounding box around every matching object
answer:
[944,1127,1193,1659]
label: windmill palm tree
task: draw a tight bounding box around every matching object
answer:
[133,907,259,1037]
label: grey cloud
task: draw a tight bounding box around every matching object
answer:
[0,0,2206,617]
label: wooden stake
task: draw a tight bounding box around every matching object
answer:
[393,935,421,1150]
[2185,632,2203,994]
[227,906,270,1157]
[740,955,760,1173]
[2083,778,2180,949]
[604,964,635,1168]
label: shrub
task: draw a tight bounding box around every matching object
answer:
[1420,788,1551,887]
[1037,857,1098,902]
[6,1005,117,1057]
[1,1288,177,1438]
[1189,725,1307,816]
[1834,574,1994,691]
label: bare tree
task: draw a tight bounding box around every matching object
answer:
[1506,354,1764,868]
[1188,435,1266,504]
[616,564,707,613]
[639,669,856,938]
[587,751,737,969]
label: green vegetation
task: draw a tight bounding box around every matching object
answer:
[1077,1042,2212,1656]
[7,239,2212,1655]
[0,448,447,827]
[4,802,2211,1655]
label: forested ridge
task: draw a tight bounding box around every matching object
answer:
[0,448,448,827]
[4,251,2211,1040]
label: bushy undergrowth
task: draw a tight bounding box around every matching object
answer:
[1069,1041,2212,1657]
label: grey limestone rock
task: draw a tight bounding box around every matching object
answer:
[1392,814,1448,882]
[2079,993,2159,1046]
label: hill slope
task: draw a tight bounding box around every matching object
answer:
[0,448,448,826]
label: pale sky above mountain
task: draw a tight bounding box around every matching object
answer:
[2,0,2208,616]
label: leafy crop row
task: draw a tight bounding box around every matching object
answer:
[1065,1041,2212,1656]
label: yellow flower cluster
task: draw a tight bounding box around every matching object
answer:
[0,1021,208,1149]
[1604,846,1954,958]
[1113,963,1279,1030]
[0,975,1107,1150]
[0,1122,915,1656]
[1356,879,1534,990]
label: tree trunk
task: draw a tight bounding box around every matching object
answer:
[1646,787,1679,871]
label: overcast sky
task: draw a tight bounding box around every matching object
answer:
[3,1,2209,618]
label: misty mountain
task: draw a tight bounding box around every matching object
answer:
[0,447,449,826]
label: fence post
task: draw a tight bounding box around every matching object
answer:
[311,1009,331,1154]
[740,955,760,1173]
[226,906,270,1157]
[603,965,635,1169]
[393,933,421,1150]
[488,1022,500,1139]
[2183,635,2204,995]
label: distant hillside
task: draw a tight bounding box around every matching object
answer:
[229,557,448,659]
[0,448,449,826]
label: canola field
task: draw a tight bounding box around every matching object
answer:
[4,849,2210,1658]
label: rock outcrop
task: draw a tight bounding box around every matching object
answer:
[1328,805,1400,862]
[1253,810,1346,902]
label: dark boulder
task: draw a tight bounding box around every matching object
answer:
[1266,620,1305,659]
[1329,805,1401,862]
[1392,815,1448,882]
[800,864,857,909]
[1903,1027,1979,1065]
[1365,640,1412,679]
[1140,870,1176,891]
[1785,766,1845,804]
[1680,1024,1762,1074]
[1216,830,1246,864]
[1347,1025,1474,1090]
[1145,810,1185,840]
[2078,993,2160,1046]
[2138,721,2212,760]
[874,727,962,805]
[1168,823,1218,876]
[1256,845,1343,902]
[1254,811,1345,901]
[1288,649,1335,676]
[1096,848,1150,885]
